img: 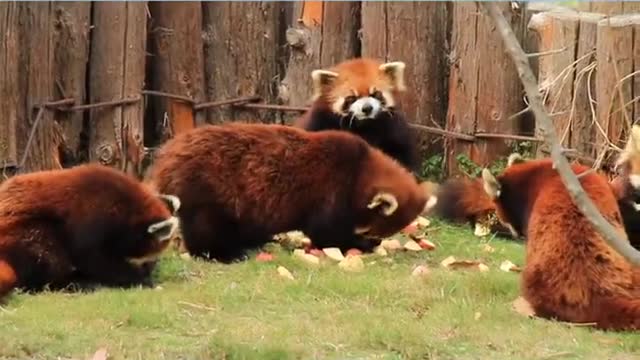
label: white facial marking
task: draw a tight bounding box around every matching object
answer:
[632,202,640,212]
[630,175,640,189]
[349,97,382,120]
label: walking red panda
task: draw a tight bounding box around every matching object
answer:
[293,57,419,173]
[148,123,435,263]
[0,164,180,299]
[481,158,640,330]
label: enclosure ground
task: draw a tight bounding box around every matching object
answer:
[0,221,638,360]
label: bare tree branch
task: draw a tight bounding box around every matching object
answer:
[480,1,640,266]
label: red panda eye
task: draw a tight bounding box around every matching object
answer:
[342,96,357,110]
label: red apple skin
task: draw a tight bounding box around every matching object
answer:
[418,239,436,250]
[345,248,363,257]
[256,252,274,262]
[308,248,325,257]
[402,223,418,235]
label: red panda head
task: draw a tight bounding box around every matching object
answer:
[352,147,433,238]
[616,124,640,190]
[311,58,406,124]
[479,155,553,239]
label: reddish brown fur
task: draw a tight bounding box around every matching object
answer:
[293,58,418,172]
[432,177,514,238]
[486,159,640,330]
[0,164,178,299]
[149,123,430,262]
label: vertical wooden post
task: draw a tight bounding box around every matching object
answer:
[1,3,62,173]
[147,2,205,143]
[202,2,283,124]
[527,9,579,155]
[361,1,450,173]
[52,2,91,166]
[446,2,524,174]
[595,15,639,155]
[446,2,479,174]
[0,2,20,170]
[89,2,147,177]
[278,1,360,124]
[572,12,605,158]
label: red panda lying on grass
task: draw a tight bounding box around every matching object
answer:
[148,123,436,263]
[481,156,640,330]
[0,164,180,299]
[293,58,419,173]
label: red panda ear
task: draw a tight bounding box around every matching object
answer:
[367,192,399,216]
[147,216,179,243]
[311,70,339,100]
[158,194,181,214]
[378,62,406,92]
[481,169,501,199]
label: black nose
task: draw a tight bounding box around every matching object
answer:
[362,103,373,114]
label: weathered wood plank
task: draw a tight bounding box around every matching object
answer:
[89,2,147,176]
[0,2,20,168]
[596,15,639,154]
[446,2,478,174]
[202,2,283,124]
[572,12,604,158]
[278,1,360,124]
[10,3,61,172]
[52,1,91,166]
[147,2,205,143]
[362,1,449,172]
[528,9,579,153]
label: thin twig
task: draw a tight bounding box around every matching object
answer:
[525,46,568,58]
[481,1,640,265]
[18,106,46,171]
[234,103,309,112]
[141,90,194,104]
[410,123,475,141]
[194,96,261,111]
[69,97,140,112]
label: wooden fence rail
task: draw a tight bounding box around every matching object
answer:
[0,1,639,179]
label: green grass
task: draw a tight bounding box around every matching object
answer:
[1,220,638,360]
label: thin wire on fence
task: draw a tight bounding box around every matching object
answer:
[15,89,573,173]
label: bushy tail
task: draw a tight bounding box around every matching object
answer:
[593,296,640,331]
[432,177,495,224]
[0,259,17,299]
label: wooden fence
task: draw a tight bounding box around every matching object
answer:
[0,1,639,179]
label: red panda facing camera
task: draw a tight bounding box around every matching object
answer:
[148,123,435,263]
[293,58,419,173]
[481,158,640,331]
[0,164,180,299]
[610,124,640,250]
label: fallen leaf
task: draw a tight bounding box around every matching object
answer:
[274,231,311,248]
[380,239,403,251]
[411,265,430,277]
[338,255,365,272]
[474,312,482,321]
[277,266,295,280]
[441,256,489,272]
[256,252,274,262]
[154,286,164,291]
[322,247,345,261]
[179,252,192,260]
[474,222,491,237]
[481,244,495,253]
[418,239,436,250]
[404,240,422,251]
[374,245,388,257]
[512,296,535,317]
[90,348,108,360]
[499,260,522,273]
[345,248,363,257]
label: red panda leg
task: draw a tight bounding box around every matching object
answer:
[0,259,17,299]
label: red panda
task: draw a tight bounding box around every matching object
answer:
[293,57,419,173]
[481,158,640,330]
[610,124,640,250]
[432,154,524,238]
[0,164,180,299]
[148,123,435,263]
